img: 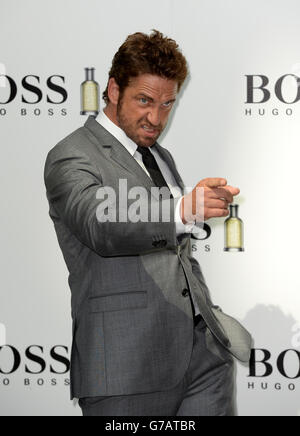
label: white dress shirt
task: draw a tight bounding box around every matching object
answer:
[96,109,195,236]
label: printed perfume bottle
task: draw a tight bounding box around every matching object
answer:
[80,67,99,116]
[224,204,245,252]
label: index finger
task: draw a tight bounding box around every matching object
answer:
[209,186,240,202]
[198,178,227,188]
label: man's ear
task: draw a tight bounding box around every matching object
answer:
[107,78,120,105]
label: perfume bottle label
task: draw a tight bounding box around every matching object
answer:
[226,219,243,248]
[82,82,99,111]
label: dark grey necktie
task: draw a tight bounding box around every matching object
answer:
[137,146,173,199]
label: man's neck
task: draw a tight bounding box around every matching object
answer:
[103,105,119,128]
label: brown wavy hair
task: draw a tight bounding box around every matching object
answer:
[103,29,189,104]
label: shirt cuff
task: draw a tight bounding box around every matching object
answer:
[175,195,195,236]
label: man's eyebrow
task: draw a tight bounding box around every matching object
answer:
[137,93,176,103]
[137,93,154,102]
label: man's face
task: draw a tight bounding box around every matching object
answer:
[116,74,178,147]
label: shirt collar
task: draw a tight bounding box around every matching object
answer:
[96,109,138,156]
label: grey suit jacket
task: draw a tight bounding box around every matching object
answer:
[44,116,252,399]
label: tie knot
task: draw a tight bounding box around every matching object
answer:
[137,146,152,157]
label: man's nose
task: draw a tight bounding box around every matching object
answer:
[147,107,161,127]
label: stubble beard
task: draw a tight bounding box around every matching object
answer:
[116,99,162,148]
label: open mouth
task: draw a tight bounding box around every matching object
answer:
[141,125,159,136]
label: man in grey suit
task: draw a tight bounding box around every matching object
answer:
[44,30,252,416]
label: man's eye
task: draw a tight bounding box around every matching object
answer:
[163,101,172,108]
[139,98,148,104]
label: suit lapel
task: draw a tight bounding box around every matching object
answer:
[109,141,160,197]
[84,116,185,200]
[154,143,185,193]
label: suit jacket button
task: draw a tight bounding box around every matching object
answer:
[182,289,190,297]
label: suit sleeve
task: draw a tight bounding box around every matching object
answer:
[44,145,180,257]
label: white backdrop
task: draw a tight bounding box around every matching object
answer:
[1,0,300,416]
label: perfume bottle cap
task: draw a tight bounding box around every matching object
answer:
[85,68,95,81]
[229,203,239,217]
